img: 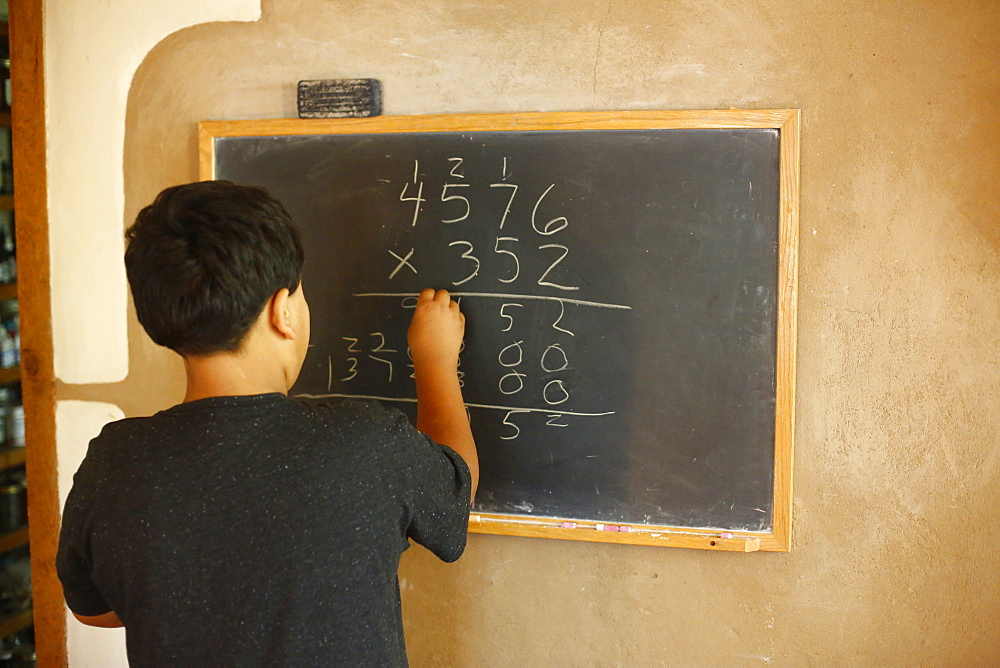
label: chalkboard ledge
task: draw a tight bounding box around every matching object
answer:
[470,513,765,552]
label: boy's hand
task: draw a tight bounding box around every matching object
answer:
[408,289,465,370]
[408,288,479,499]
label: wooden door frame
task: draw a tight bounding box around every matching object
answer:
[10,0,66,664]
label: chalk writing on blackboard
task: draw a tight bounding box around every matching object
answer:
[203,109,800,551]
[314,153,633,443]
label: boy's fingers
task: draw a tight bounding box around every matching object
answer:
[417,288,459,308]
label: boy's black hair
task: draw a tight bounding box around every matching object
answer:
[125,180,305,356]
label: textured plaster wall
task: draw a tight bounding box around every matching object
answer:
[56,402,127,667]
[60,0,1000,664]
[46,0,261,384]
[44,1,262,665]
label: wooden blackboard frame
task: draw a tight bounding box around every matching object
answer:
[200,109,800,552]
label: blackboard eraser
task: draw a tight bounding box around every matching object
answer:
[297,78,382,118]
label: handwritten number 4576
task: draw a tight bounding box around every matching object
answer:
[397,159,579,291]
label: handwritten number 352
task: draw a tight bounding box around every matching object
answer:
[448,238,579,291]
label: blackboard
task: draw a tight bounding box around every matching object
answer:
[201,110,799,551]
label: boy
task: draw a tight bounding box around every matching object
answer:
[56,180,478,666]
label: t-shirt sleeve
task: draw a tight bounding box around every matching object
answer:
[404,438,472,562]
[56,483,115,617]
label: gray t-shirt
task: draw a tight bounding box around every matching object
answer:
[57,394,472,667]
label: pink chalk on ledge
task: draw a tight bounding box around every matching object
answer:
[560,522,577,529]
[720,532,735,540]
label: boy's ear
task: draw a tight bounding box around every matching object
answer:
[268,288,297,339]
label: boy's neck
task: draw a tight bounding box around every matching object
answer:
[181,348,290,403]
[179,287,307,403]
[184,330,291,402]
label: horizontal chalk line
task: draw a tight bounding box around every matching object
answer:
[294,392,615,417]
[353,291,632,310]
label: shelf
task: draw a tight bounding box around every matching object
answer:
[0,365,18,385]
[0,608,32,639]
[0,446,24,472]
[0,525,27,553]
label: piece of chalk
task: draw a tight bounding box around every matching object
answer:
[603,524,619,531]
[560,522,577,529]
[720,532,735,540]
[618,525,631,533]
[596,523,605,531]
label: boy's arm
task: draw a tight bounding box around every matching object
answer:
[408,288,479,501]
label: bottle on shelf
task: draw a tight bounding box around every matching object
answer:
[0,386,21,449]
[0,216,14,285]
[0,299,17,369]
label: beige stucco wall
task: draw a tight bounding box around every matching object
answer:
[52,0,999,664]
[44,1,262,665]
